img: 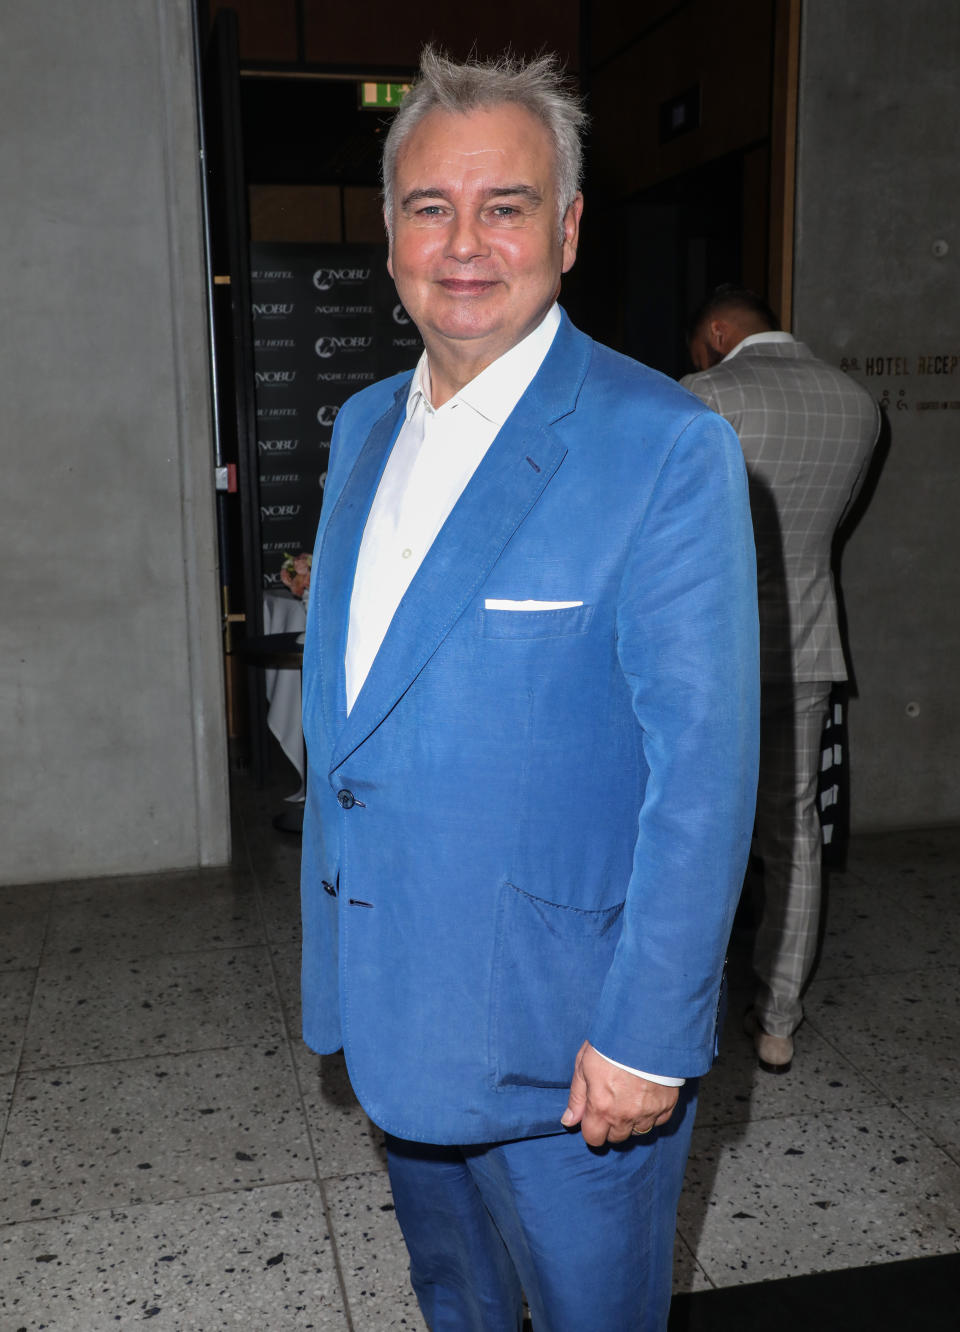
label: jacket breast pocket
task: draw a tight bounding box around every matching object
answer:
[488,881,624,1089]
[479,604,594,640]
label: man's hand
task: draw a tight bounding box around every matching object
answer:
[560,1041,679,1146]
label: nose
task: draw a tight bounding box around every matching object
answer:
[446,211,489,263]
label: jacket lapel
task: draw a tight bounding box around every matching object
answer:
[327,313,593,775]
[311,388,407,753]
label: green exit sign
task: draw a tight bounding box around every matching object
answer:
[359,81,412,109]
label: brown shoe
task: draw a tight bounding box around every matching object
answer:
[743,1008,794,1074]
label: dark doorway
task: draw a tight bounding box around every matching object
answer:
[581,151,746,380]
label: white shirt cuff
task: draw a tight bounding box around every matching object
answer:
[594,1049,685,1087]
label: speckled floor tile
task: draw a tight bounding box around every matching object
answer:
[875,877,960,954]
[20,946,286,1068]
[838,833,960,904]
[0,1180,346,1330]
[698,1016,886,1128]
[804,965,960,1100]
[715,936,883,1123]
[270,946,387,1180]
[254,850,304,949]
[324,1170,427,1330]
[43,868,262,959]
[3,790,959,1321]
[294,1046,387,1180]
[1,1045,313,1221]
[0,884,50,970]
[845,826,960,872]
[672,1232,714,1294]
[816,881,955,979]
[899,1094,960,1164]
[0,1072,15,1136]
[272,941,303,1038]
[679,1104,960,1286]
[0,970,35,1075]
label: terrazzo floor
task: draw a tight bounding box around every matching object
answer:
[1,753,958,1330]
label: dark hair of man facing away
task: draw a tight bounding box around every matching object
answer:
[687,284,781,341]
[685,284,781,372]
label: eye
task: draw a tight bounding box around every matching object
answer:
[490,205,521,218]
[403,200,449,221]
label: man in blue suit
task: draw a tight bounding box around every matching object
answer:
[300,46,759,1331]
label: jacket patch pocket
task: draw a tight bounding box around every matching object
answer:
[479,604,594,640]
[489,882,624,1089]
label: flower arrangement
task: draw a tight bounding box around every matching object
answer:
[280,551,312,599]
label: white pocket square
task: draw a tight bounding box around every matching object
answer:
[484,599,584,611]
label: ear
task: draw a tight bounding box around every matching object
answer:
[708,318,728,353]
[384,207,394,277]
[560,193,584,274]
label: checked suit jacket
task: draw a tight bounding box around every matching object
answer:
[682,338,879,684]
[299,312,760,1146]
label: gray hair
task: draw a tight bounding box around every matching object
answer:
[382,46,587,240]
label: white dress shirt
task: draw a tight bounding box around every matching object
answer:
[346,304,561,713]
[344,303,683,1090]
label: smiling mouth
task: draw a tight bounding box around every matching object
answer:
[438,278,498,295]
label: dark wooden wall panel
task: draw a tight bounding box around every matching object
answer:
[589,0,686,69]
[248,184,342,242]
[588,0,774,198]
[301,0,579,71]
[207,0,299,62]
[344,186,386,243]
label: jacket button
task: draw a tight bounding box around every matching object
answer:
[322,879,337,897]
[337,789,356,809]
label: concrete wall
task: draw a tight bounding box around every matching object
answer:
[0,0,230,882]
[793,1,960,829]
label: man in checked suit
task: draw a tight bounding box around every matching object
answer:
[300,50,759,1330]
[682,285,879,1075]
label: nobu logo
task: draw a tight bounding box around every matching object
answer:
[392,303,411,325]
[313,267,372,291]
[315,336,373,358]
[253,302,294,317]
[255,370,297,385]
[258,439,299,454]
[260,503,302,519]
[317,405,340,428]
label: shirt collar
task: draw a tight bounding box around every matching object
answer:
[405,304,561,425]
[723,330,795,362]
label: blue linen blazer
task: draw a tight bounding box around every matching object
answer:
[300,311,759,1145]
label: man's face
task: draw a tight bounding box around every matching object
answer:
[387,103,582,387]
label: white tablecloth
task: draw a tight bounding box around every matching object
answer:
[263,592,307,800]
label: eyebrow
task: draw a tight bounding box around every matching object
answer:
[400,184,544,209]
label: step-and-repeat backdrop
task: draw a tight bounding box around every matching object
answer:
[250,243,422,589]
